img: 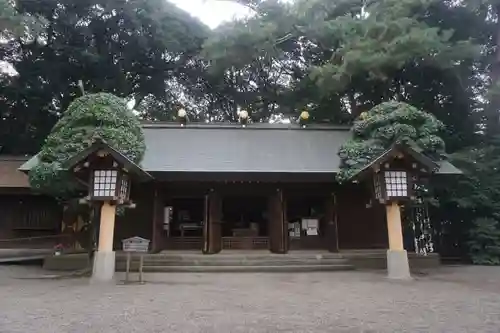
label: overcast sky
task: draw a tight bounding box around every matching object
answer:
[170,0,251,28]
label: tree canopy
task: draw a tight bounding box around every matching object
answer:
[0,0,209,154]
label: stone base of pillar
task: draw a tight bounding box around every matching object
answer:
[90,251,116,283]
[386,250,412,280]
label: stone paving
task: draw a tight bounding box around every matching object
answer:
[0,265,499,333]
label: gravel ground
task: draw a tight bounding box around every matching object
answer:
[0,265,499,333]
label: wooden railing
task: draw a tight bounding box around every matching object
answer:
[162,237,270,250]
[163,237,203,250]
[222,237,269,250]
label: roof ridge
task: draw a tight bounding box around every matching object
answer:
[140,122,352,131]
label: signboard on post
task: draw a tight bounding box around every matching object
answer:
[121,237,150,284]
[122,236,150,253]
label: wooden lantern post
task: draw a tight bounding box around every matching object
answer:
[354,144,438,280]
[374,165,417,279]
[384,200,410,279]
[66,139,152,283]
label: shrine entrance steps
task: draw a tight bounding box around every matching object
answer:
[114,251,355,273]
[42,250,440,272]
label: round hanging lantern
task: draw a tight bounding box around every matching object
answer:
[299,111,310,127]
[239,110,249,126]
[178,108,187,126]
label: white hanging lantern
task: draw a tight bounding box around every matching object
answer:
[239,110,249,126]
[178,108,187,126]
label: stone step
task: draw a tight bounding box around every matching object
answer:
[117,255,346,261]
[116,253,344,261]
[116,258,351,267]
[116,264,355,273]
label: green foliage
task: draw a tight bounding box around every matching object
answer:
[308,0,480,93]
[337,101,445,181]
[439,137,500,219]
[467,218,500,265]
[0,0,208,154]
[0,0,46,39]
[29,93,145,198]
[199,0,483,133]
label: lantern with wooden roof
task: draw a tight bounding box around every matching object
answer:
[351,143,439,204]
[65,138,152,205]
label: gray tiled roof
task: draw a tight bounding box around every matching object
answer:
[142,123,350,173]
[0,156,31,188]
[18,123,461,175]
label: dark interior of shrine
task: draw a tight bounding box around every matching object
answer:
[286,196,326,237]
[222,196,268,237]
[168,197,204,237]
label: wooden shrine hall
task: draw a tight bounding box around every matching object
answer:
[19,123,460,255]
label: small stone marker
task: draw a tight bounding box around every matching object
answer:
[122,236,150,284]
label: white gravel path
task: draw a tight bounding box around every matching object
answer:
[0,265,499,333]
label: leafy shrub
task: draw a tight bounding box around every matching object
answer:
[337,101,445,182]
[29,93,145,198]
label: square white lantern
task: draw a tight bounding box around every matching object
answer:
[66,139,152,205]
[384,171,408,198]
[90,165,130,202]
[373,170,413,203]
[92,169,118,198]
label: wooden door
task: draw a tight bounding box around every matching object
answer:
[203,191,222,254]
[268,190,287,254]
[324,193,339,252]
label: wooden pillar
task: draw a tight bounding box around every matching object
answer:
[386,202,404,251]
[203,194,210,254]
[269,189,287,254]
[204,190,222,254]
[324,193,339,252]
[151,184,164,253]
[282,192,289,253]
[97,202,116,252]
[91,201,117,282]
[385,201,411,279]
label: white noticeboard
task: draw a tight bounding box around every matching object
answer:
[306,228,318,236]
[163,206,172,231]
[302,218,319,236]
[301,219,308,230]
[307,219,318,229]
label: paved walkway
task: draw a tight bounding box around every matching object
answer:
[0,265,499,333]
